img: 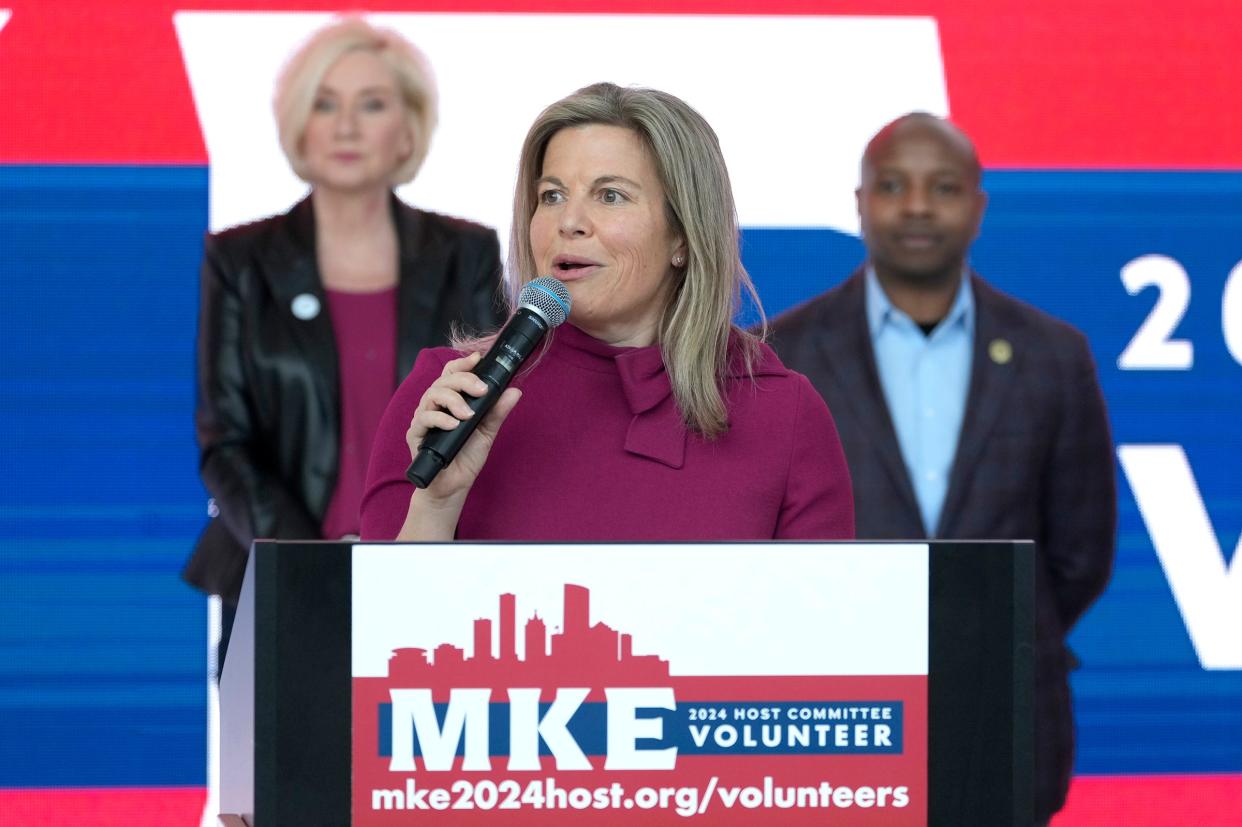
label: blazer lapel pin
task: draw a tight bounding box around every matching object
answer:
[291,292,320,321]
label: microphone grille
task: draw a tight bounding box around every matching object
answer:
[518,276,572,327]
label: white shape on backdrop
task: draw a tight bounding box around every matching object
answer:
[0,11,11,32]
[1223,258,1242,364]
[1116,254,1195,370]
[199,597,221,827]
[1118,445,1242,670]
[352,543,930,678]
[174,12,947,247]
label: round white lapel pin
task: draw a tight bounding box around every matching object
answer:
[291,293,320,320]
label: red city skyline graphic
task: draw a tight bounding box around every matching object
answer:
[385,584,670,687]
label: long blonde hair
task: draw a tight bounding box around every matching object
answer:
[506,82,764,438]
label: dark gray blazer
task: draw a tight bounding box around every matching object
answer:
[768,267,1116,821]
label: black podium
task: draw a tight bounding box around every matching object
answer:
[218,540,1032,826]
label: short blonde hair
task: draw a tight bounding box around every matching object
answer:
[508,82,764,438]
[273,16,437,185]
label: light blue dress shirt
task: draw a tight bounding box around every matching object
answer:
[865,266,975,535]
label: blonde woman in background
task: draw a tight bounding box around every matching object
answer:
[182,17,504,666]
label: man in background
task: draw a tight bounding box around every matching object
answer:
[768,112,1116,824]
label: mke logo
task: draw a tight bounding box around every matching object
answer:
[362,585,905,773]
[383,584,673,772]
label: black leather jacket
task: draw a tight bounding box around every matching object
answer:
[181,195,506,603]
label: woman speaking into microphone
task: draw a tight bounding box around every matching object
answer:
[361,83,854,542]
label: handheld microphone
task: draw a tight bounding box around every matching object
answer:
[405,276,572,489]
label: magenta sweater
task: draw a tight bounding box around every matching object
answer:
[320,286,397,540]
[361,323,854,541]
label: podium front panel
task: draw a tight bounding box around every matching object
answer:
[220,540,1031,825]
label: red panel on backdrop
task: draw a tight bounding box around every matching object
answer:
[0,0,1239,168]
[0,787,206,826]
[1054,773,1242,826]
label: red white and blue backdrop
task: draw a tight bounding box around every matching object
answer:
[0,1,1239,824]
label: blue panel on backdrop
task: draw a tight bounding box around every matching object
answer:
[0,165,209,786]
[0,164,1238,788]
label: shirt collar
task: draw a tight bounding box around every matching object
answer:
[545,324,787,470]
[865,264,975,340]
[550,324,686,468]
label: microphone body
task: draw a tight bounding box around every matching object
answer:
[406,276,570,489]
